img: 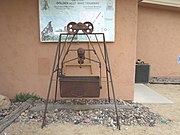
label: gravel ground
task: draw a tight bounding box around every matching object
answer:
[1,84,180,135]
[1,99,163,128]
[150,77,180,84]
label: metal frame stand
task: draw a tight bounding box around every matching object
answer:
[41,33,120,130]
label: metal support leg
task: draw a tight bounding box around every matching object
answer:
[54,71,58,102]
[105,61,111,102]
[54,35,62,102]
[94,34,110,102]
[103,34,121,130]
[104,43,110,102]
[106,74,111,102]
[109,71,120,130]
[41,44,59,128]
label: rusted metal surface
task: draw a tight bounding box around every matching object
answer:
[42,22,121,130]
[67,22,94,34]
[77,48,85,65]
[60,76,100,98]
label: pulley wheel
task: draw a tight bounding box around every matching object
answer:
[67,22,78,35]
[83,22,94,34]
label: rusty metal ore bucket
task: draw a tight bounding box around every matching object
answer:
[60,76,100,98]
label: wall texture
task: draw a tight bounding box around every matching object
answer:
[137,4,180,77]
[0,0,138,100]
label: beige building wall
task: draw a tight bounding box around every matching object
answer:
[0,0,138,100]
[137,4,180,77]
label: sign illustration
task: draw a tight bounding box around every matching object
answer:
[39,0,115,42]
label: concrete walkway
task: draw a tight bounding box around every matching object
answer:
[134,84,173,103]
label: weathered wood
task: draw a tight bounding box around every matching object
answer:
[0,98,34,133]
[30,104,134,112]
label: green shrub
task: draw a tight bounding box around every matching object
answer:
[12,92,41,102]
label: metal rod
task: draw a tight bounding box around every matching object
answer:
[87,42,93,74]
[96,34,111,102]
[94,34,105,61]
[85,34,101,65]
[41,44,59,129]
[54,34,62,102]
[61,34,76,72]
[99,63,102,89]
[69,49,95,51]
[103,33,121,130]
[94,34,110,72]
[59,34,69,61]
[85,57,100,64]
[105,65,111,102]
[85,34,103,91]
[63,57,78,64]
[54,71,58,102]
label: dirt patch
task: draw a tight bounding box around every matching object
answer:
[1,84,180,135]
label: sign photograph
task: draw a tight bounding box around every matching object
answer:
[39,0,115,42]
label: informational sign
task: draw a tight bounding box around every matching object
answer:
[39,0,115,42]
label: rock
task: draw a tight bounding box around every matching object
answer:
[74,120,80,124]
[78,111,83,116]
[21,112,26,116]
[0,99,163,128]
[84,118,91,123]
[0,95,11,109]
[25,110,29,113]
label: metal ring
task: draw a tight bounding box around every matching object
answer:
[82,22,94,34]
[67,22,78,35]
